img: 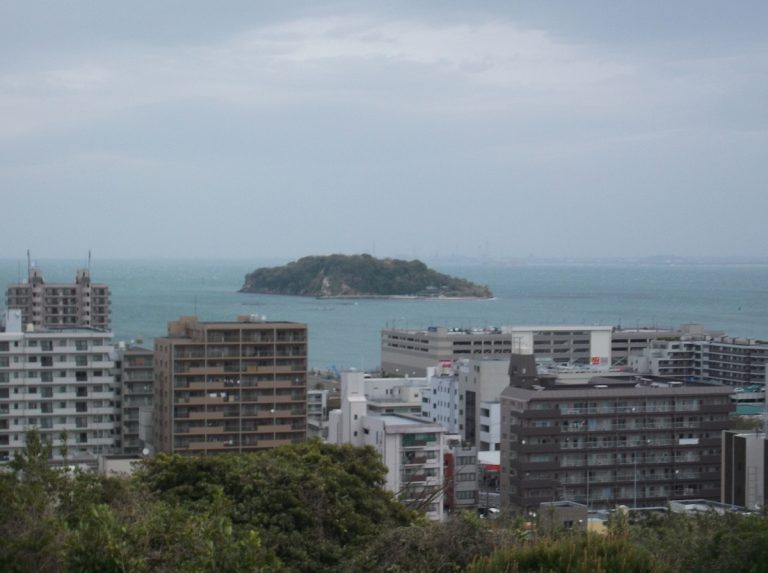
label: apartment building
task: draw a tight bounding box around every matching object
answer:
[5,267,110,330]
[633,336,768,387]
[152,315,308,455]
[500,354,733,513]
[329,371,447,520]
[114,344,154,455]
[0,309,117,465]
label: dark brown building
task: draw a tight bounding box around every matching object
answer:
[153,315,307,455]
[500,355,734,512]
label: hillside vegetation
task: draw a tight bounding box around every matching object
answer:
[240,254,493,298]
[5,432,768,572]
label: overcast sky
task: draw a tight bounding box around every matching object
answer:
[1,1,766,260]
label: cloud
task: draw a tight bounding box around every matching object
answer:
[0,15,639,137]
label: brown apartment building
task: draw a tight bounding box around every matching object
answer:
[153,315,308,455]
[6,267,110,330]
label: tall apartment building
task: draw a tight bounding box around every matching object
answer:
[0,309,117,465]
[500,354,733,513]
[114,344,154,455]
[152,315,308,455]
[5,266,111,330]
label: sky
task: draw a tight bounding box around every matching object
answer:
[1,1,767,261]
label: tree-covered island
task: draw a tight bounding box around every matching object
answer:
[239,254,493,298]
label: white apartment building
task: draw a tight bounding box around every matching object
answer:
[479,401,501,452]
[307,389,329,438]
[421,367,460,433]
[329,371,446,520]
[363,374,430,415]
[632,336,768,387]
[0,309,117,466]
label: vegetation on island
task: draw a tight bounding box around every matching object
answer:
[6,431,768,572]
[240,254,493,298]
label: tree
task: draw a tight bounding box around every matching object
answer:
[136,440,417,572]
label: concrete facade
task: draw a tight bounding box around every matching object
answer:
[722,430,768,510]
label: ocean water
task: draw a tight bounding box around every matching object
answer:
[0,258,767,371]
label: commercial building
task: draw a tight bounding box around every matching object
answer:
[722,430,768,510]
[382,325,614,376]
[500,354,733,513]
[382,324,725,376]
[114,344,154,455]
[152,315,308,455]
[329,371,447,520]
[5,266,110,330]
[0,309,118,466]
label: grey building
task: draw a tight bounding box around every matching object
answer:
[444,437,479,512]
[500,355,733,513]
[722,430,768,510]
[114,344,153,455]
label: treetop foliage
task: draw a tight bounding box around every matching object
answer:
[6,431,768,573]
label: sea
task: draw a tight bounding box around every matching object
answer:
[1,258,767,372]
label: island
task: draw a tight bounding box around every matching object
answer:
[239,254,493,299]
